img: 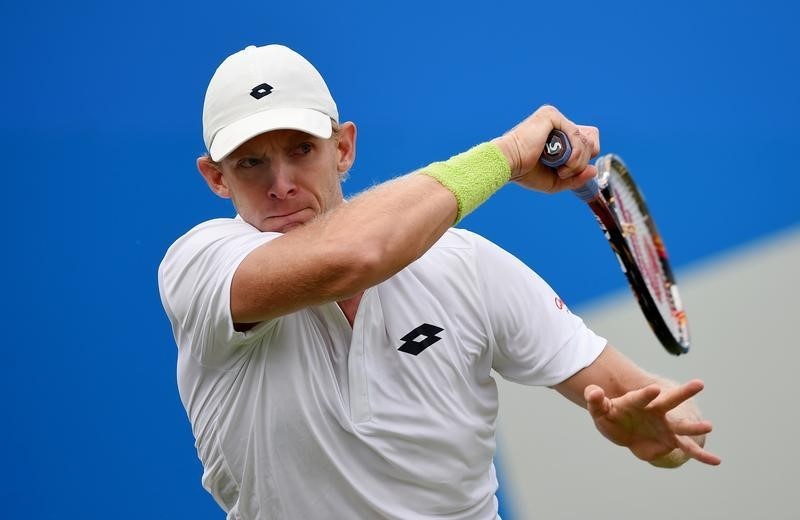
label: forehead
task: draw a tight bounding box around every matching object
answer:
[228,129,321,158]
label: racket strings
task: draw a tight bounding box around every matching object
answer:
[607,170,688,344]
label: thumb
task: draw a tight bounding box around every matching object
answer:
[563,164,598,189]
[584,384,610,418]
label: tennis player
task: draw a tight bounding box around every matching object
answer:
[158,44,720,519]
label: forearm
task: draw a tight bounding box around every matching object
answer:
[554,345,657,405]
[232,171,464,323]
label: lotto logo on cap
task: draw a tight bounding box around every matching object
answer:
[202,44,339,161]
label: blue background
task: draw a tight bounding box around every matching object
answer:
[3,1,797,518]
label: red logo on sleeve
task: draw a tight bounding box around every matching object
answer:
[554,296,572,313]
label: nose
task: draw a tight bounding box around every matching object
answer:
[268,163,297,200]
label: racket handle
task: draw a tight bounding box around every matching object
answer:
[540,129,600,202]
[540,130,571,168]
[572,177,600,202]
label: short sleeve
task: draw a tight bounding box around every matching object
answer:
[158,218,281,367]
[468,232,606,386]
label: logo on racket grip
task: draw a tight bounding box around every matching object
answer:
[545,141,563,155]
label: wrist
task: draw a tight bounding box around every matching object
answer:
[491,134,522,179]
[419,142,511,223]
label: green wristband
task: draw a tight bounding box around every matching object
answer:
[420,142,511,223]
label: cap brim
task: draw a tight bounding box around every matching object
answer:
[209,108,333,161]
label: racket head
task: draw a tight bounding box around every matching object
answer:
[594,154,690,355]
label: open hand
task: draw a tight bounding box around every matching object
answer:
[584,379,722,467]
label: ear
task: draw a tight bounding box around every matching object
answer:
[335,121,357,174]
[197,156,231,199]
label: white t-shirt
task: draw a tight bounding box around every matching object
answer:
[158,218,606,520]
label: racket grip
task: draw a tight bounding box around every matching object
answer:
[572,177,600,202]
[540,129,600,202]
[540,130,571,168]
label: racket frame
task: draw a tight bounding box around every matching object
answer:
[586,154,689,355]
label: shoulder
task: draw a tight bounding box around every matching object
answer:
[410,228,483,277]
[422,228,548,299]
[428,227,501,254]
[158,217,280,296]
[426,227,518,267]
[405,227,522,289]
[169,217,260,251]
[161,217,275,267]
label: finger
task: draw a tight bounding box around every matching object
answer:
[669,418,714,437]
[547,165,597,193]
[648,379,704,413]
[576,125,600,157]
[547,119,591,179]
[564,165,597,190]
[675,434,722,466]
[584,384,610,418]
[625,384,662,409]
[555,131,593,179]
[568,127,597,169]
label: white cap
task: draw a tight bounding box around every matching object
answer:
[202,44,338,161]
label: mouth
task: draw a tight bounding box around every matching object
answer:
[265,208,312,232]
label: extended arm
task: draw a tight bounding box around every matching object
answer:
[554,345,721,467]
[229,106,599,324]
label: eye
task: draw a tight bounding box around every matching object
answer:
[236,157,263,169]
[291,142,313,157]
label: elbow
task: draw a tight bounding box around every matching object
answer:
[323,240,392,297]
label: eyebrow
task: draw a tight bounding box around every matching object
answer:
[227,151,267,162]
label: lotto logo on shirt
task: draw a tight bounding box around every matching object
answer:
[554,296,570,312]
[397,323,444,356]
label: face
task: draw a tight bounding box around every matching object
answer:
[198,122,356,233]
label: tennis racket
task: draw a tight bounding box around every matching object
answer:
[541,130,689,355]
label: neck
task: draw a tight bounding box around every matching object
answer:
[337,292,363,327]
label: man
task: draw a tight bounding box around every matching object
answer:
[158,44,719,519]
